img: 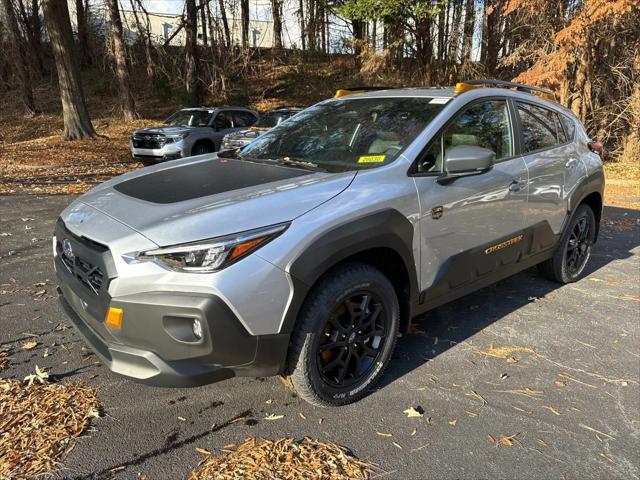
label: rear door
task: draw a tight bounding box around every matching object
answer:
[210,111,235,148]
[514,101,587,234]
[413,98,529,301]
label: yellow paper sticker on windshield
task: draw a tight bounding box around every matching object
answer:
[358,155,386,164]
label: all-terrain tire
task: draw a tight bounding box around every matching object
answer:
[287,263,399,407]
[538,203,596,283]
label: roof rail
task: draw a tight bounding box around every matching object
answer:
[334,86,389,98]
[454,79,557,101]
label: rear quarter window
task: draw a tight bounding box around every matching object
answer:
[559,114,576,141]
[517,102,562,153]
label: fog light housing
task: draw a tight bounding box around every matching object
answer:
[192,319,203,339]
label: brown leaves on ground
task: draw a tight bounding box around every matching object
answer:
[189,437,375,480]
[0,351,8,370]
[0,378,98,479]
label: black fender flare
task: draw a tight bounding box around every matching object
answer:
[566,168,605,240]
[280,209,419,335]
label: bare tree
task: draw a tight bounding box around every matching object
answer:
[198,0,207,45]
[105,0,136,120]
[217,0,231,48]
[42,0,96,139]
[185,0,199,105]
[75,0,91,66]
[2,0,37,114]
[461,0,475,61]
[271,0,283,49]
[240,0,249,47]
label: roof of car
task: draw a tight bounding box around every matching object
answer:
[338,87,455,99]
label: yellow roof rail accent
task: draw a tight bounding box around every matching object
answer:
[334,89,364,98]
[454,82,480,94]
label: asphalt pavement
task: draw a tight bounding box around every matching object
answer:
[1,194,638,480]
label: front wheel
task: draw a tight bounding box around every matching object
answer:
[538,203,596,283]
[287,263,399,407]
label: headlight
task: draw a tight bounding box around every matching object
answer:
[165,133,189,143]
[132,223,289,273]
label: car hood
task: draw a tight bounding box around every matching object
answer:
[133,126,195,136]
[74,156,356,247]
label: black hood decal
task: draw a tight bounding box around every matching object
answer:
[114,159,312,204]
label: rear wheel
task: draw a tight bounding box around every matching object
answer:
[191,142,214,156]
[538,203,596,283]
[287,263,399,407]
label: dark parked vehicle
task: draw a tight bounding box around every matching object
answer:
[220,107,303,151]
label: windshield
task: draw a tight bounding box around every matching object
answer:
[228,98,444,172]
[164,110,212,127]
[255,111,298,128]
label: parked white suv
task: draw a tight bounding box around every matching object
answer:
[130,107,259,165]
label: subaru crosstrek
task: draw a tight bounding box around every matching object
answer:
[55,81,604,406]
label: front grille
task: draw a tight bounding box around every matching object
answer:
[58,239,106,295]
[132,133,167,149]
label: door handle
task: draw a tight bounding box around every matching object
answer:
[565,158,579,168]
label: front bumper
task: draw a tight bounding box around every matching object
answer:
[130,141,184,164]
[57,282,290,387]
[54,219,290,387]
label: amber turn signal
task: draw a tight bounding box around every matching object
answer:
[105,307,123,329]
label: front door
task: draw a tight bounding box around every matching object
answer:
[413,98,529,304]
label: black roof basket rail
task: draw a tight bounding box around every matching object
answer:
[455,79,557,101]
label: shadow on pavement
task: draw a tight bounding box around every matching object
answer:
[380,204,639,389]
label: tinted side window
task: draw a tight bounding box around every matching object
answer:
[443,100,513,161]
[559,114,576,141]
[232,112,256,127]
[517,103,558,152]
[213,112,232,130]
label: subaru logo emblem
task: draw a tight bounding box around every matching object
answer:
[62,238,74,259]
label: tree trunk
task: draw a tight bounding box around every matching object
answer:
[75,0,91,67]
[461,0,474,61]
[352,19,364,58]
[185,0,199,105]
[484,1,500,74]
[130,0,155,80]
[105,0,136,120]
[447,0,463,65]
[31,0,46,76]
[198,0,207,45]
[2,0,37,114]
[298,0,306,50]
[240,0,249,48]
[217,0,231,48]
[271,0,283,49]
[371,19,377,50]
[437,4,445,61]
[42,0,96,139]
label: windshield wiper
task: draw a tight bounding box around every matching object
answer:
[267,155,326,172]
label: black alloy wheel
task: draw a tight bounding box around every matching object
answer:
[538,203,596,283]
[316,292,388,388]
[287,263,399,406]
[565,215,592,276]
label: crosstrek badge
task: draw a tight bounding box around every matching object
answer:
[358,155,386,163]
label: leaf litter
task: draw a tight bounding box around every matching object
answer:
[189,437,376,480]
[0,377,98,478]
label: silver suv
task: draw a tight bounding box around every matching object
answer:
[130,107,259,165]
[55,81,604,406]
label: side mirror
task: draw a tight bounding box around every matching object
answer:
[438,145,495,184]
